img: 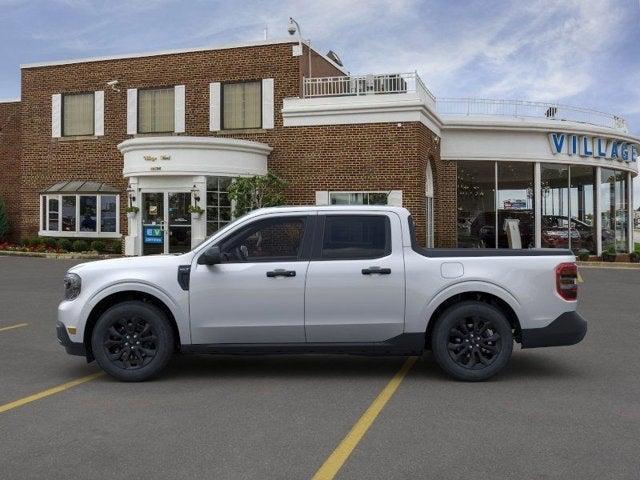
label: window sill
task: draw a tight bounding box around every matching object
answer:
[55,135,99,142]
[133,132,179,137]
[39,231,122,239]
[216,128,267,135]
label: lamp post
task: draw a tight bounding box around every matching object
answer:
[288,17,312,79]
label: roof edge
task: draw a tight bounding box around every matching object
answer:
[0,98,20,103]
[20,38,347,74]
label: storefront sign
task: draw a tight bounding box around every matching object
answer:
[143,226,163,244]
[143,155,171,162]
[548,133,638,162]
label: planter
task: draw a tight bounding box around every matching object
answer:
[127,212,137,220]
[601,253,617,262]
[191,212,203,220]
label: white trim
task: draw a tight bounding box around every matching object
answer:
[127,88,137,135]
[174,85,186,133]
[262,78,275,129]
[315,191,329,205]
[39,193,121,237]
[94,90,104,136]
[51,94,61,138]
[595,167,602,256]
[387,190,403,206]
[282,94,442,135]
[20,38,348,74]
[534,162,541,248]
[0,98,20,103]
[209,82,221,131]
[628,171,633,253]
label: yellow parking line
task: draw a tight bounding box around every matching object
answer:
[577,272,584,284]
[311,356,417,480]
[0,323,28,332]
[0,372,105,414]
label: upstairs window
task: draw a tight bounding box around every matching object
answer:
[329,192,389,205]
[63,92,94,136]
[223,81,261,130]
[138,87,175,133]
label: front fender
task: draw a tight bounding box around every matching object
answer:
[79,281,190,345]
[418,280,526,333]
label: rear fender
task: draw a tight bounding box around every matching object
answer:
[418,280,526,333]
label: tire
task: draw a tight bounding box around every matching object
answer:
[91,300,174,382]
[431,301,513,381]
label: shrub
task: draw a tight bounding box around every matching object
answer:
[90,240,106,252]
[602,245,617,262]
[630,252,640,263]
[21,238,31,247]
[58,238,73,252]
[42,237,58,249]
[72,239,89,252]
[577,249,590,261]
[30,237,43,246]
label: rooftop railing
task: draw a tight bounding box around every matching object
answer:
[302,72,436,107]
[436,97,628,132]
[302,74,628,132]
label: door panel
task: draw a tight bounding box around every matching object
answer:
[142,192,165,255]
[305,213,405,343]
[168,192,191,254]
[189,214,313,344]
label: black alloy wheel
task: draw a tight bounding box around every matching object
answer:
[92,301,174,382]
[431,301,513,381]
[447,315,501,369]
[102,316,158,370]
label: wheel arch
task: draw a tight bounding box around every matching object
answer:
[83,289,183,360]
[423,283,524,348]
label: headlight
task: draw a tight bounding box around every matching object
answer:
[63,273,82,300]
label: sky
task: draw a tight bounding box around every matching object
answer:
[1,0,639,200]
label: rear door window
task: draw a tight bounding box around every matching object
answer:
[319,215,391,260]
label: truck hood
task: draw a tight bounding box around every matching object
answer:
[69,252,194,276]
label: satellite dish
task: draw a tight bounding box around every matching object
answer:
[326,50,343,67]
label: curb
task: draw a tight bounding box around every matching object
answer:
[577,261,640,269]
[0,250,122,260]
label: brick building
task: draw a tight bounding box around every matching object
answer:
[1,38,638,255]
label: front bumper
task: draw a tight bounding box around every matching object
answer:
[521,311,587,348]
[56,321,86,357]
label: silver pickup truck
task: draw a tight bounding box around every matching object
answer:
[57,206,586,382]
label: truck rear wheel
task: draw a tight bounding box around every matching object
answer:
[91,301,174,382]
[431,301,513,381]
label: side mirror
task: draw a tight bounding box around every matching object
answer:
[197,245,221,265]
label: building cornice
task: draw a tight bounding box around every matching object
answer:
[117,135,272,156]
[21,38,348,74]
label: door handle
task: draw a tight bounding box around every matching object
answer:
[362,266,391,275]
[266,269,296,278]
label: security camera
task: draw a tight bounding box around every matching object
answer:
[287,18,297,35]
[106,80,120,92]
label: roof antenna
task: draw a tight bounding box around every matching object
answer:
[263,24,268,40]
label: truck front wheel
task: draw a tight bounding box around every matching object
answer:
[431,301,513,381]
[91,301,174,382]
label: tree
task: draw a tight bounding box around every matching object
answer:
[227,172,287,218]
[0,197,9,241]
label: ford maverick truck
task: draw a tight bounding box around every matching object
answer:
[57,206,586,382]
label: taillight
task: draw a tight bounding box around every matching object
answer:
[556,262,578,301]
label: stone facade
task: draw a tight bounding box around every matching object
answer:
[2,40,452,249]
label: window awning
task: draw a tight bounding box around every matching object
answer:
[41,181,120,194]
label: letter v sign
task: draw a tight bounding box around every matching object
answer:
[548,133,565,154]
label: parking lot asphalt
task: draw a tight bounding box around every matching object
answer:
[0,256,639,480]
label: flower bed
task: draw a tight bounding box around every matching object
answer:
[0,238,122,255]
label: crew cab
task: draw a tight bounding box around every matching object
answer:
[57,206,587,382]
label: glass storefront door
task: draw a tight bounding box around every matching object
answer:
[168,192,192,254]
[141,192,192,255]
